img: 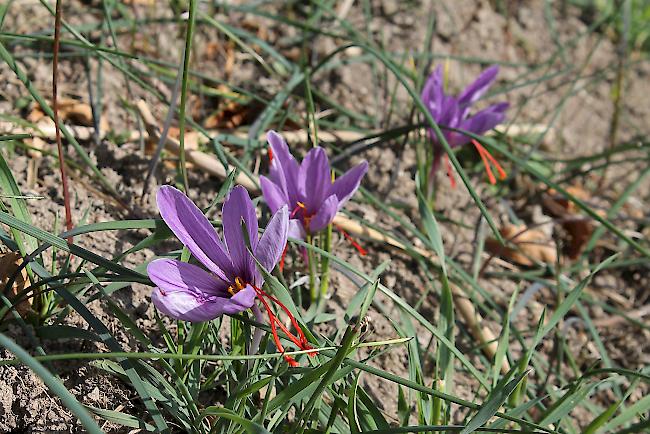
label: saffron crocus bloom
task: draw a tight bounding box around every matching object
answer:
[422,64,509,185]
[147,185,312,365]
[260,130,368,238]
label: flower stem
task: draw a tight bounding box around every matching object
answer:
[306,232,317,303]
[177,0,197,193]
[250,304,264,355]
[318,223,332,301]
[52,0,74,243]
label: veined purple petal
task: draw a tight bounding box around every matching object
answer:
[288,219,306,240]
[331,161,368,211]
[148,258,234,322]
[299,147,331,214]
[148,258,228,296]
[157,186,233,281]
[255,205,288,275]
[260,175,288,214]
[458,65,499,107]
[151,285,255,322]
[222,186,258,281]
[309,194,338,232]
[267,131,300,204]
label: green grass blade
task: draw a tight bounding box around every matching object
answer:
[460,370,529,434]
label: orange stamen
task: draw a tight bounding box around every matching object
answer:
[444,153,457,189]
[334,224,367,256]
[472,139,506,184]
[291,201,306,218]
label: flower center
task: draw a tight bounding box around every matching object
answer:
[291,201,313,229]
[227,276,247,296]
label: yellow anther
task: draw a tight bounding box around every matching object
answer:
[296,201,306,209]
[227,286,236,296]
[234,277,246,291]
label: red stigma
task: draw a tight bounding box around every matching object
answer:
[334,224,367,256]
[268,147,274,162]
[252,284,315,366]
[279,244,288,272]
[444,153,457,189]
[472,139,506,185]
[290,202,304,218]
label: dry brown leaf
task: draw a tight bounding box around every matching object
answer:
[486,224,557,266]
[167,127,199,151]
[542,186,591,217]
[0,251,31,317]
[542,186,595,260]
[28,98,108,131]
[203,100,262,130]
[562,218,594,260]
[58,98,94,126]
[204,41,235,76]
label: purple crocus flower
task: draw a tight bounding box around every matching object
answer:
[422,64,509,185]
[147,185,288,322]
[259,130,368,238]
[147,185,313,365]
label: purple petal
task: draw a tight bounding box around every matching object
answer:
[222,186,258,281]
[157,186,233,281]
[330,161,368,211]
[458,102,509,140]
[267,131,300,203]
[151,285,256,322]
[458,65,499,107]
[288,219,306,240]
[260,175,289,214]
[148,258,228,296]
[438,95,461,128]
[309,194,338,232]
[255,205,289,274]
[148,258,235,322]
[299,147,331,213]
[422,65,444,121]
[224,285,257,314]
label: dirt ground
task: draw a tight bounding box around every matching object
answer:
[0,0,649,431]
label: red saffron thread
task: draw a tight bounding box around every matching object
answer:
[279,244,288,272]
[444,153,457,189]
[268,146,273,162]
[334,224,367,256]
[251,284,314,366]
